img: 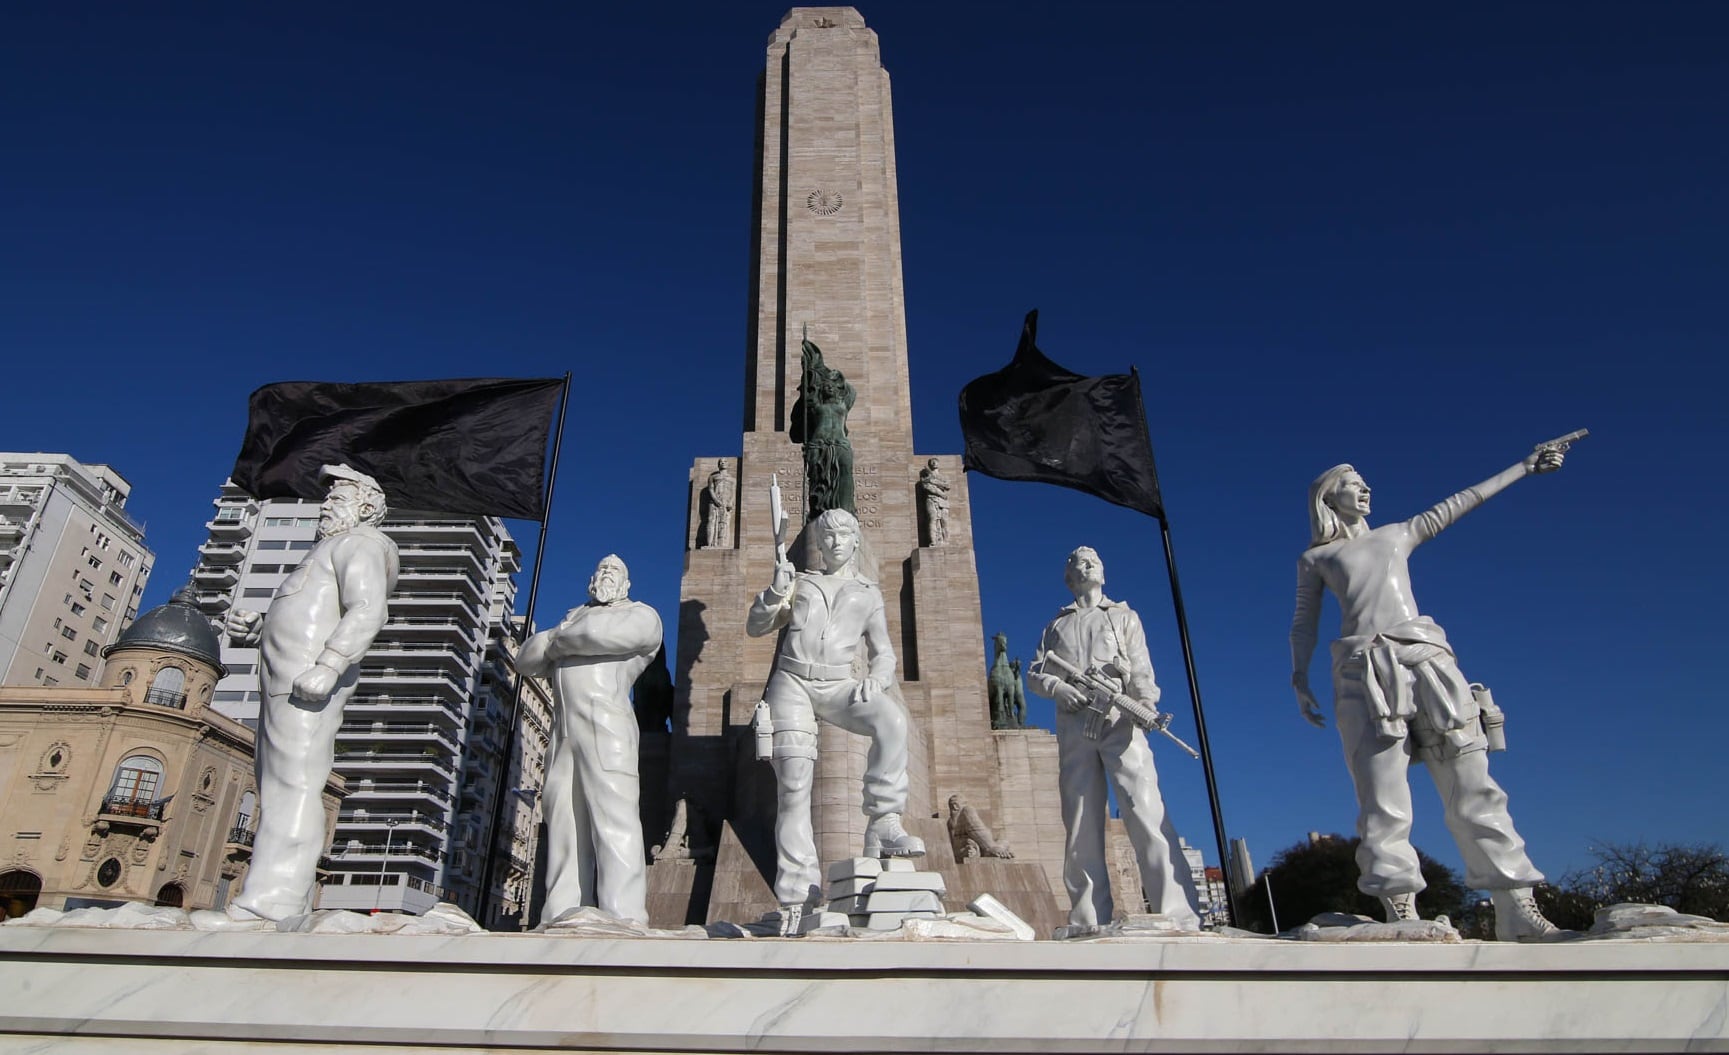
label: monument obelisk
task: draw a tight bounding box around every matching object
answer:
[650,7,1078,930]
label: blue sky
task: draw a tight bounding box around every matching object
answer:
[3,2,1725,884]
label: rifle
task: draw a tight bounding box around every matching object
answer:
[769,472,789,564]
[1036,651,1201,759]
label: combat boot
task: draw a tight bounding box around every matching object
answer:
[863,812,925,858]
[1379,892,1420,923]
[1492,887,1564,941]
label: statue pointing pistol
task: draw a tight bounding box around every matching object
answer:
[1290,429,1586,941]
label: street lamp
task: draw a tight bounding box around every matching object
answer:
[373,819,400,913]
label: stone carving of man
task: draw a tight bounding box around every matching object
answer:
[699,459,736,549]
[747,508,922,925]
[788,335,856,519]
[1291,442,1573,940]
[224,464,398,921]
[918,458,951,546]
[1028,547,1202,932]
[519,555,663,924]
[947,793,1013,860]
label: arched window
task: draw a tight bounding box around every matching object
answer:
[154,882,185,908]
[231,790,258,847]
[105,754,165,817]
[0,870,42,920]
[145,666,187,709]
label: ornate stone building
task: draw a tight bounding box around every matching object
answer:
[0,588,340,917]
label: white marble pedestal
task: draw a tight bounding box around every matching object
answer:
[2,927,1726,1052]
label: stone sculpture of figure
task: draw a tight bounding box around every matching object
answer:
[632,643,674,734]
[1028,547,1202,932]
[987,631,1016,729]
[698,458,736,549]
[947,793,1014,860]
[224,465,399,921]
[788,335,856,519]
[1009,658,1027,728]
[519,555,663,924]
[651,798,692,862]
[747,507,922,923]
[1291,442,1574,941]
[918,458,951,546]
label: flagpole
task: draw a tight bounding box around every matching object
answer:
[475,372,571,928]
[1155,514,1240,927]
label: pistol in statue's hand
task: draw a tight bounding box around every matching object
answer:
[1526,428,1587,475]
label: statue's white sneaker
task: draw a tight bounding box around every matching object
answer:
[1492,887,1566,942]
[863,813,925,858]
[1379,892,1420,922]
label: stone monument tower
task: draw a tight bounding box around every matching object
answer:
[648,6,1076,931]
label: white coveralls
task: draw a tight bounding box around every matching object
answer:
[241,526,398,920]
[1293,487,1544,896]
[1030,598,1202,929]
[520,599,663,924]
[747,569,908,906]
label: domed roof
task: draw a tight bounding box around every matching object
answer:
[105,585,226,673]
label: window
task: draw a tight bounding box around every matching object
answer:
[52,617,61,630]
[215,508,244,522]
[259,540,289,550]
[74,664,91,680]
[42,676,58,687]
[33,667,43,680]
[288,540,314,551]
[109,571,122,586]
[120,551,136,567]
[85,554,102,570]
[79,579,93,594]
[92,616,107,632]
[108,754,164,805]
[70,602,85,616]
[145,666,187,709]
[50,651,66,664]
[227,662,255,675]
[60,626,76,640]
[97,533,111,550]
[242,587,274,598]
[265,517,295,527]
[100,594,114,610]
[83,640,98,656]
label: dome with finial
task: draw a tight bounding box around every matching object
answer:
[104,583,227,674]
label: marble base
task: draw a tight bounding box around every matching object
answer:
[4,926,1728,1052]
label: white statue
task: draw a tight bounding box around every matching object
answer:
[918,458,951,546]
[225,465,399,921]
[1028,547,1203,932]
[699,459,736,549]
[1290,434,1583,940]
[747,507,923,926]
[519,555,663,925]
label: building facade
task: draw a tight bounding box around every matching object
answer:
[0,454,153,688]
[186,483,547,921]
[0,588,339,918]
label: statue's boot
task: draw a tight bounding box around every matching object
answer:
[1492,887,1571,942]
[1379,892,1420,923]
[863,813,925,858]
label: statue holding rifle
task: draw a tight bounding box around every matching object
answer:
[1290,430,1586,941]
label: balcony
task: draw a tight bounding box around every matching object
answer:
[98,795,166,837]
[0,517,23,540]
[343,779,452,806]
[383,519,488,548]
[196,541,247,565]
[395,569,485,606]
[328,841,445,866]
[223,826,255,860]
[366,642,474,680]
[381,616,475,648]
[205,517,250,537]
[395,543,487,578]
[356,667,469,697]
[387,591,481,623]
[142,687,188,710]
[193,564,240,588]
[344,695,459,720]
[333,748,456,779]
[337,721,458,753]
[336,810,447,834]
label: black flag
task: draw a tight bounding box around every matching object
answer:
[958,310,1164,519]
[231,377,564,520]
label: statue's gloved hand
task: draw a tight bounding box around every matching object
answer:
[292,663,340,705]
[770,560,796,595]
[1053,682,1088,713]
[1293,674,1326,729]
[225,607,263,646]
[852,677,885,705]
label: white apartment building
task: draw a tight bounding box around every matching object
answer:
[188,482,547,920]
[0,454,153,688]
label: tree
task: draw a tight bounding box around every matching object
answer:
[1239,833,1465,933]
[1558,841,1729,923]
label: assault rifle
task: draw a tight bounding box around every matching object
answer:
[1036,651,1201,759]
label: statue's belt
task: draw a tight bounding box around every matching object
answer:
[778,657,852,680]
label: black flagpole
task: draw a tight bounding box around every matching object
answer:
[475,372,571,928]
[1156,514,1239,927]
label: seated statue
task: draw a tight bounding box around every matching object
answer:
[947,794,1013,860]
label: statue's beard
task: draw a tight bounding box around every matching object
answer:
[317,510,360,540]
[590,579,627,605]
